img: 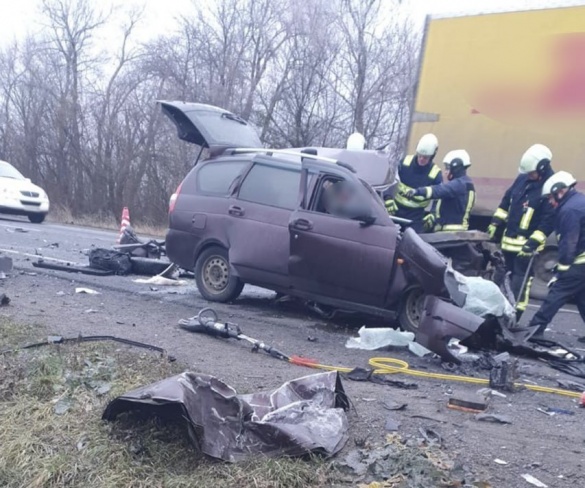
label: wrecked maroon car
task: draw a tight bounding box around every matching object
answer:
[160,101,495,331]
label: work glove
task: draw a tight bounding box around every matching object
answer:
[423,213,436,232]
[405,188,424,199]
[385,199,398,215]
[487,218,504,241]
[547,275,558,288]
[518,238,539,258]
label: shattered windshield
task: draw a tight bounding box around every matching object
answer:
[0,162,25,180]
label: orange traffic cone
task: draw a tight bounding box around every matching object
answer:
[117,207,130,243]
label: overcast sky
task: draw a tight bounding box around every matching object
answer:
[0,0,584,48]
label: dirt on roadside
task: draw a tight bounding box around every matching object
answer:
[1,271,584,487]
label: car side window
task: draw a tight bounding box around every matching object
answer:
[238,164,301,210]
[196,161,248,195]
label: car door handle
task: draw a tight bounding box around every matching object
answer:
[292,218,313,231]
[229,205,245,216]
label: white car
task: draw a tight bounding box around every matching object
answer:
[0,160,50,223]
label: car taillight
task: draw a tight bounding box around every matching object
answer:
[169,182,183,214]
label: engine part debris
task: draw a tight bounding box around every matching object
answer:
[447,393,487,413]
[489,359,518,392]
[103,371,349,462]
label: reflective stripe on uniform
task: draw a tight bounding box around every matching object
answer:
[441,224,467,231]
[423,187,432,199]
[574,252,585,265]
[501,235,527,253]
[395,183,429,208]
[520,207,534,230]
[530,230,547,245]
[557,263,571,272]
[461,190,475,231]
[516,276,533,312]
[403,155,415,167]
[429,165,441,179]
[494,207,509,221]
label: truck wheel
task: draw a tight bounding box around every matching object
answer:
[398,287,426,333]
[195,246,244,302]
[28,213,46,224]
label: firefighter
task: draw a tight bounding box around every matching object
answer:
[405,149,475,231]
[526,171,585,341]
[346,132,366,150]
[384,133,442,233]
[487,144,555,320]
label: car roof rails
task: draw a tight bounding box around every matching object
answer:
[228,148,356,172]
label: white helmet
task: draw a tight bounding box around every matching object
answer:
[443,149,471,168]
[416,133,438,157]
[542,171,577,197]
[346,132,366,150]
[519,144,552,174]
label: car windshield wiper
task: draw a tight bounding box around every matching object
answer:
[221,112,247,125]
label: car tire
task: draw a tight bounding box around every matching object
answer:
[195,246,244,302]
[28,213,46,224]
[398,287,426,333]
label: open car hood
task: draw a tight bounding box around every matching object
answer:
[288,147,398,189]
[157,101,262,151]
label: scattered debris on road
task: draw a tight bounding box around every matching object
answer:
[0,293,10,306]
[475,413,513,424]
[346,326,431,357]
[103,371,349,461]
[447,393,488,413]
[75,287,100,295]
[521,473,548,487]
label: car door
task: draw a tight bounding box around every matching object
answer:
[227,159,302,288]
[288,169,398,307]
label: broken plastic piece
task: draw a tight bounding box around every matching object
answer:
[75,287,100,295]
[475,413,512,424]
[521,473,548,487]
[346,327,414,350]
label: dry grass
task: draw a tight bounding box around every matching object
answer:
[47,205,166,237]
[0,317,338,488]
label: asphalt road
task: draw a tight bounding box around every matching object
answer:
[2,214,585,487]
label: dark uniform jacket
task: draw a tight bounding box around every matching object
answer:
[390,155,442,229]
[419,174,475,231]
[554,190,585,272]
[493,167,555,253]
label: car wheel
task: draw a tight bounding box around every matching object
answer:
[195,246,244,302]
[28,213,46,224]
[398,287,426,333]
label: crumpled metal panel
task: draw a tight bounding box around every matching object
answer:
[103,371,349,462]
[416,295,486,364]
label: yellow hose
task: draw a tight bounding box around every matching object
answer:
[290,356,582,399]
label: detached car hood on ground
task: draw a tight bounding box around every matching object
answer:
[103,371,349,462]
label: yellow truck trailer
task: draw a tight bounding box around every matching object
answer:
[408,5,585,292]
